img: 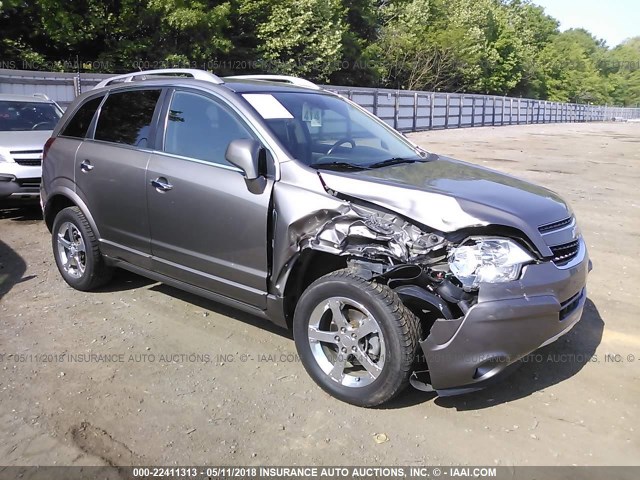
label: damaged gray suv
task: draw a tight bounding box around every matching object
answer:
[41,69,590,407]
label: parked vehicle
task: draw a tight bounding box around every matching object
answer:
[41,69,590,406]
[0,94,63,200]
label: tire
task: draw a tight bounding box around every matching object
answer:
[293,268,420,407]
[51,206,113,291]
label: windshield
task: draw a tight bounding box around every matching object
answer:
[0,101,63,132]
[242,92,424,169]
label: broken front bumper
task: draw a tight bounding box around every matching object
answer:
[421,238,590,395]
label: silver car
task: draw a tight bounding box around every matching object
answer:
[41,69,590,407]
[0,94,63,200]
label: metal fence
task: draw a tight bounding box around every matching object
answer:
[327,86,640,132]
[0,69,109,108]
[2,68,639,132]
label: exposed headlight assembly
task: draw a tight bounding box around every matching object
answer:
[448,237,534,290]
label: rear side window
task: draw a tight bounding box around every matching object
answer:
[60,96,103,138]
[95,89,161,147]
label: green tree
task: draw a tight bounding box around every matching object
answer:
[538,29,612,104]
[0,0,633,106]
[147,0,233,67]
[0,0,20,11]
[369,0,535,94]
[606,38,640,106]
[330,0,380,86]
[506,0,559,98]
[365,0,466,91]
[255,0,346,81]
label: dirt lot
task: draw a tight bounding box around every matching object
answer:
[1,122,639,467]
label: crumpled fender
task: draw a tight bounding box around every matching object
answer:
[270,169,447,297]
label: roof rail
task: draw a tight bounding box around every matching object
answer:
[224,75,321,90]
[94,69,224,89]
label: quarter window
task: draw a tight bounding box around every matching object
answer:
[164,91,254,166]
[60,96,103,138]
[95,89,161,147]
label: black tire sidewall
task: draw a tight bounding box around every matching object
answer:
[293,274,412,407]
[51,207,100,291]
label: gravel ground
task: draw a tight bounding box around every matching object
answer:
[0,122,639,467]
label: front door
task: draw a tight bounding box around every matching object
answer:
[146,89,273,308]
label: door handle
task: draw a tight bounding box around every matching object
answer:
[80,160,94,172]
[151,177,173,192]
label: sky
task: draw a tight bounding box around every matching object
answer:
[532,0,638,47]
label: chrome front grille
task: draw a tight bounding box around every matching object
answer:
[550,240,580,266]
[539,216,582,266]
[539,216,573,234]
[10,149,43,167]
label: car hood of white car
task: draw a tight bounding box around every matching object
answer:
[0,130,52,154]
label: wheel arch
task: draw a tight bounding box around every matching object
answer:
[281,250,348,330]
[44,188,101,240]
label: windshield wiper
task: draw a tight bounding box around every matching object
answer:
[366,157,426,169]
[308,161,369,171]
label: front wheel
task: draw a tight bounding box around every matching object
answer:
[293,269,420,407]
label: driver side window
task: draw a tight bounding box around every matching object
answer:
[164,91,254,167]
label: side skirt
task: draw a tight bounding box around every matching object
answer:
[108,258,288,329]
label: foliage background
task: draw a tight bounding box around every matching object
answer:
[0,0,638,105]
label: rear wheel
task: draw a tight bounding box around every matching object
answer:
[293,269,420,407]
[52,206,113,291]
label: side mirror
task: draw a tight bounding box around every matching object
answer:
[225,139,263,180]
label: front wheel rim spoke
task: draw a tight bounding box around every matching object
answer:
[356,316,378,339]
[76,237,86,253]
[328,299,348,329]
[77,254,86,273]
[356,347,382,379]
[58,235,72,250]
[329,355,347,382]
[308,326,339,344]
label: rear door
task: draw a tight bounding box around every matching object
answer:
[44,94,104,204]
[74,88,163,267]
[146,89,274,308]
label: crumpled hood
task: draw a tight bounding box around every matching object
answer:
[318,156,571,253]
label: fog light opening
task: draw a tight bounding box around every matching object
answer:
[473,356,510,380]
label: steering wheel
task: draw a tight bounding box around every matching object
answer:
[31,122,51,131]
[327,138,356,155]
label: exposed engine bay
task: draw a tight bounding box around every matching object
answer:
[288,201,476,322]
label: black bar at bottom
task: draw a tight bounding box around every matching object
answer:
[0,466,638,480]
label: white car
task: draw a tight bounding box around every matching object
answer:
[0,93,63,200]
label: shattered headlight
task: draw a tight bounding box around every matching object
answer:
[448,238,534,290]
